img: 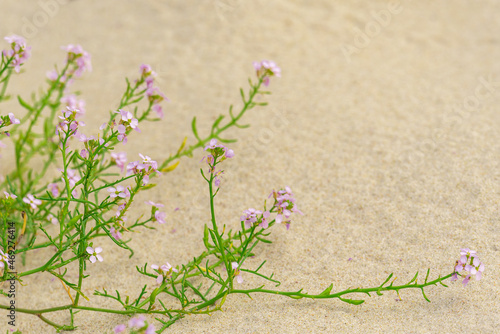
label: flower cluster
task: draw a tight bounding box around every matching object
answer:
[47,44,91,85]
[452,248,485,287]
[61,94,86,115]
[139,64,156,85]
[56,107,85,141]
[114,315,155,334]
[0,114,20,146]
[62,44,92,78]
[2,35,31,73]
[253,60,281,87]
[204,139,235,161]
[269,186,303,229]
[202,139,234,186]
[3,191,17,200]
[115,109,140,143]
[0,113,20,128]
[138,64,168,119]
[151,261,178,284]
[241,208,270,229]
[126,154,161,185]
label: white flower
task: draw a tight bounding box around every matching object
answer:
[23,194,41,209]
[86,246,103,263]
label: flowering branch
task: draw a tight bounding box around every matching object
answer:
[0,35,485,334]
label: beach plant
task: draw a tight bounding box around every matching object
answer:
[0,36,485,334]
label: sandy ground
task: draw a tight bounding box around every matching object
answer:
[0,0,499,333]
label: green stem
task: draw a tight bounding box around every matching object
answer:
[159,77,264,170]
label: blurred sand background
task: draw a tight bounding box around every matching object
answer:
[1,0,499,333]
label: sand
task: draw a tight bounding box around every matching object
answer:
[0,0,499,333]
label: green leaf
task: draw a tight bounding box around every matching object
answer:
[339,297,364,305]
[17,95,33,111]
[142,183,157,190]
[421,288,431,302]
[255,236,272,244]
[319,283,333,296]
[68,214,83,227]
[240,88,246,102]
[217,137,237,144]
[149,287,159,310]
[212,115,225,130]
[408,271,419,284]
[160,161,180,173]
[191,117,202,141]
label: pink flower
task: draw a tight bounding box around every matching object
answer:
[225,149,234,159]
[270,186,303,228]
[231,262,243,283]
[241,208,262,228]
[114,324,126,333]
[154,210,166,224]
[146,86,169,104]
[118,109,133,122]
[139,64,157,80]
[110,226,122,240]
[152,104,164,119]
[462,275,471,287]
[86,246,103,263]
[128,315,145,329]
[139,154,158,169]
[260,211,270,229]
[8,113,20,125]
[453,248,485,287]
[0,249,7,269]
[78,133,95,142]
[151,262,178,283]
[204,139,219,151]
[107,185,129,198]
[3,191,17,199]
[213,170,224,187]
[47,214,59,225]
[460,248,478,259]
[145,324,156,334]
[0,249,8,269]
[115,109,140,142]
[61,168,81,188]
[48,183,59,197]
[202,139,234,168]
[46,69,58,81]
[23,194,41,209]
[145,200,164,208]
[253,60,281,86]
[62,44,92,77]
[126,154,160,185]
[469,257,485,281]
[61,94,86,115]
[3,35,31,73]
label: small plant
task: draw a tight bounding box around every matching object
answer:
[0,36,485,333]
